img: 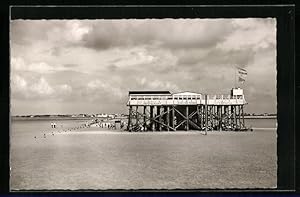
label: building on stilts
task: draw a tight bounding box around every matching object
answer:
[126,88,249,132]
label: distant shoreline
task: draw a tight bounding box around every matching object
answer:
[244,116,277,119]
[11,116,93,121]
[11,115,276,120]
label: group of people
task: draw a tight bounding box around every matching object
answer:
[50,122,57,128]
[100,122,116,129]
[33,123,89,139]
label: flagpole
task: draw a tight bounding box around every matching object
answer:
[234,66,236,88]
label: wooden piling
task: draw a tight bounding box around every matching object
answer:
[172,106,176,131]
[205,95,208,132]
[167,106,170,131]
[143,106,146,131]
[242,105,245,128]
[150,106,154,131]
[158,106,162,131]
[128,106,132,131]
[186,105,189,131]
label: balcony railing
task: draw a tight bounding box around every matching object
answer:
[127,94,246,106]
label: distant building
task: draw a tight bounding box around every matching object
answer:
[97,114,108,118]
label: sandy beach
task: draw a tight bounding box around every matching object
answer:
[10,119,277,190]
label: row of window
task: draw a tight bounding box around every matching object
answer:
[130,95,243,100]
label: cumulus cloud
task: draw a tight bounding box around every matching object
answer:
[11,74,27,93]
[81,19,234,51]
[137,77,181,92]
[113,49,155,68]
[58,84,73,95]
[30,77,54,96]
[11,57,75,74]
[86,79,123,100]
[11,74,73,100]
[217,18,276,51]
[10,18,277,114]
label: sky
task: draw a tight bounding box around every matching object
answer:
[10,18,277,115]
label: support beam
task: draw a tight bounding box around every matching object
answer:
[186,106,189,131]
[135,106,139,131]
[163,106,167,131]
[201,105,204,129]
[172,106,176,131]
[234,106,237,130]
[218,106,222,131]
[196,105,200,125]
[205,95,208,132]
[167,106,170,131]
[143,106,146,131]
[242,105,245,128]
[210,106,213,129]
[128,106,132,131]
[159,106,162,131]
[238,105,241,130]
[150,106,154,131]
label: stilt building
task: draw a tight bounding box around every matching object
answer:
[126,88,248,132]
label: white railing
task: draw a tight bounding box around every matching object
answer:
[127,94,246,106]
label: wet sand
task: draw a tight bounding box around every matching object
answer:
[11,128,277,190]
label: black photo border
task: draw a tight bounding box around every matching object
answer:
[0,2,296,194]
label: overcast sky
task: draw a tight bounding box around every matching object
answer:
[10,18,276,115]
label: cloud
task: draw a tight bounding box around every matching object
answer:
[137,77,181,92]
[30,77,54,95]
[63,64,78,68]
[11,74,73,100]
[86,79,123,100]
[217,18,276,51]
[113,49,155,67]
[10,18,277,114]
[199,48,256,68]
[11,57,74,74]
[58,84,73,94]
[11,74,27,93]
[81,19,234,51]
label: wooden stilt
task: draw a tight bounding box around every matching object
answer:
[196,105,200,130]
[186,105,189,131]
[205,95,208,132]
[135,106,139,131]
[167,106,170,131]
[238,105,241,130]
[242,105,245,128]
[201,105,204,129]
[210,106,213,129]
[218,106,222,131]
[128,106,132,131]
[234,106,237,130]
[172,106,176,131]
[143,106,146,131]
[150,106,154,131]
[158,106,162,131]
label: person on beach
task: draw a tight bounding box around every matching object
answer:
[44,133,46,138]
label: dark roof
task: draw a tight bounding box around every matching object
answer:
[129,91,171,95]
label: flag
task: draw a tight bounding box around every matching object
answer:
[237,67,247,83]
[237,67,247,76]
[238,76,246,83]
